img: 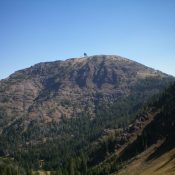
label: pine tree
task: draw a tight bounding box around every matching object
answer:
[69,159,75,175]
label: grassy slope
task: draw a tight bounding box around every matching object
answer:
[117,142,175,175]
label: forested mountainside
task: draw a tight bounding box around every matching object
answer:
[0,55,174,174]
[89,82,175,175]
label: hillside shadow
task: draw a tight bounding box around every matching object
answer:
[146,135,175,162]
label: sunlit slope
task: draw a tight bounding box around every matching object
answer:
[117,145,175,175]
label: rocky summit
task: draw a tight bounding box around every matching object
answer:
[0,55,173,132]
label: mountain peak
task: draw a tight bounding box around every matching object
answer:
[0,55,173,130]
[0,54,174,174]
[65,54,130,62]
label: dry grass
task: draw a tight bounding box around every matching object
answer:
[116,142,175,175]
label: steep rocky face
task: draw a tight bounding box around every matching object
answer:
[0,55,173,132]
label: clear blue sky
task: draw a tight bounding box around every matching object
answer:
[0,0,175,79]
